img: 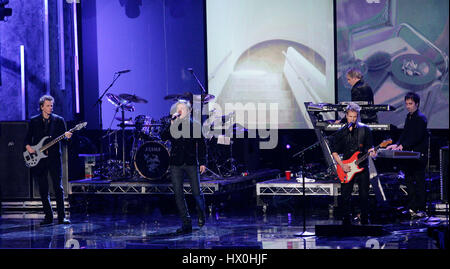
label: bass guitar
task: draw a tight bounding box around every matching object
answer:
[24,122,87,168]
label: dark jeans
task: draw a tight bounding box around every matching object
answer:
[403,159,427,212]
[170,164,205,226]
[340,169,370,219]
[33,158,65,220]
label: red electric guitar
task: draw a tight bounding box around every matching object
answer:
[336,139,392,183]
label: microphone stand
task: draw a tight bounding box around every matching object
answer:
[188,68,207,94]
[92,72,122,179]
[292,123,350,237]
[188,68,213,176]
[293,145,316,237]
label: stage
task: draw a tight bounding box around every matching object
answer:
[0,168,448,250]
[0,203,447,249]
[68,169,280,196]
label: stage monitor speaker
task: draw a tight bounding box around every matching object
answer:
[0,121,31,199]
[440,146,448,203]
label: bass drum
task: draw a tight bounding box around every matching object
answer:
[134,141,170,179]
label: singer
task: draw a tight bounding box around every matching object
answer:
[330,102,376,225]
[160,100,207,234]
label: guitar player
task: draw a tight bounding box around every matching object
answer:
[24,95,72,226]
[330,102,376,225]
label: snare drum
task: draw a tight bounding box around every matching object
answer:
[134,141,170,179]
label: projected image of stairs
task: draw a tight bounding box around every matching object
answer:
[217,72,301,129]
[215,40,326,129]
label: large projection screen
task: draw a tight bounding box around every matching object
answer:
[336,0,449,129]
[206,0,335,129]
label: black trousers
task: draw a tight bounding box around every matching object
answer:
[170,164,205,226]
[403,159,427,211]
[340,169,370,218]
[33,158,65,220]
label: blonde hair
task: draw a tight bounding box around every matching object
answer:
[170,99,192,115]
[346,68,363,79]
[345,102,361,115]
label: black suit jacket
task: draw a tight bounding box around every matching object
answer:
[398,109,429,156]
[330,122,373,168]
[160,118,207,166]
[351,80,378,123]
[24,113,67,161]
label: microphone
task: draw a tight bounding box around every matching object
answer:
[171,112,181,120]
[116,69,131,74]
[348,121,356,129]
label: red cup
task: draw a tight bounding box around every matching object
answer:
[285,171,291,180]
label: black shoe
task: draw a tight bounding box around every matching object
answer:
[342,215,352,226]
[40,218,53,226]
[414,210,428,219]
[360,216,370,225]
[58,218,71,225]
[198,217,205,228]
[176,225,192,234]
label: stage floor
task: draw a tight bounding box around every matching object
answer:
[0,209,446,249]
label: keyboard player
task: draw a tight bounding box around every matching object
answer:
[386,92,429,219]
[338,68,378,124]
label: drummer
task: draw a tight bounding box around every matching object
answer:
[160,100,207,234]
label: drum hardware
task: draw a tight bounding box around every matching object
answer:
[114,116,134,125]
[202,163,222,179]
[204,110,246,178]
[93,72,130,180]
[104,93,136,177]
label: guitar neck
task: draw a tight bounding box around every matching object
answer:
[40,127,76,152]
[355,144,381,165]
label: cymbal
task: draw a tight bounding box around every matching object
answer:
[202,94,215,103]
[192,93,215,103]
[119,93,148,104]
[106,93,135,112]
[164,93,185,101]
[117,123,164,128]
[165,92,215,103]
[114,116,134,124]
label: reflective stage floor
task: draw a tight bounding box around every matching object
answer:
[0,209,447,249]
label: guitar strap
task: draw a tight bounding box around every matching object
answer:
[356,123,365,152]
[48,114,56,139]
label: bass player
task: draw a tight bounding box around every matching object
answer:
[24,95,72,226]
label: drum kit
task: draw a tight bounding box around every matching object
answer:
[97,91,244,181]
[100,92,170,180]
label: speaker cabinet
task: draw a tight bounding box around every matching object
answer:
[0,121,31,199]
[440,146,448,203]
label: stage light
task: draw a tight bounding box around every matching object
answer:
[286,144,291,149]
[0,0,12,22]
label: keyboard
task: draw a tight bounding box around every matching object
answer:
[318,123,395,131]
[376,149,421,159]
